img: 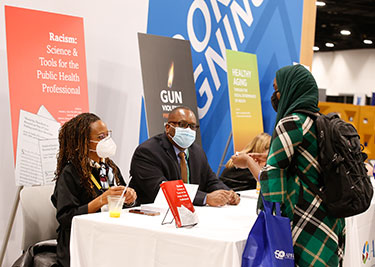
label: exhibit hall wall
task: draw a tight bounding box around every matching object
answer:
[312,49,375,97]
[0,0,148,265]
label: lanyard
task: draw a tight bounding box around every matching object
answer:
[186,150,190,183]
[91,166,113,191]
[90,173,103,191]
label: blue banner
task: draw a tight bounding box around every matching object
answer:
[144,0,303,173]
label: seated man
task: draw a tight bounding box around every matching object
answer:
[129,106,240,206]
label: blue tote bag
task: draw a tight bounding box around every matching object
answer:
[242,195,294,267]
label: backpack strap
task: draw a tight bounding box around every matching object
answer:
[293,109,319,119]
[294,166,324,200]
[290,109,324,200]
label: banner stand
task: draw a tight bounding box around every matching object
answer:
[216,132,232,176]
[0,186,23,266]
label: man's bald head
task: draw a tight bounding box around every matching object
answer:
[167,106,195,122]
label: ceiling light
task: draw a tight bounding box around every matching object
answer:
[363,39,373,45]
[325,42,334,48]
[313,46,320,51]
[340,30,351,36]
[316,1,326,6]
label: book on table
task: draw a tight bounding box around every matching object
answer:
[160,180,198,228]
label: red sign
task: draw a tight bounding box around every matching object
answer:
[5,6,89,159]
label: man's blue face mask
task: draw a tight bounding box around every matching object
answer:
[168,124,196,149]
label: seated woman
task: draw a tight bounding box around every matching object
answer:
[219,133,271,191]
[51,113,136,267]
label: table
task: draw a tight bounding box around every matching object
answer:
[343,177,375,267]
[70,192,259,267]
[70,185,375,267]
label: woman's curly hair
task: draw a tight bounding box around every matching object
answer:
[55,113,119,196]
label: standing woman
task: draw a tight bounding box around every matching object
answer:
[51,113,136,267]
[232,65,345,266]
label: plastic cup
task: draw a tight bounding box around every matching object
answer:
[107,195,124,218]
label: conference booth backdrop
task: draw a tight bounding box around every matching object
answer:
[2,0,374,266]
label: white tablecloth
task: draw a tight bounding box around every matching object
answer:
[344,177,375,266]
[70,192,259,267]
[70,185,375,267]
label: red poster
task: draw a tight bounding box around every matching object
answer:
[5,6,89,158]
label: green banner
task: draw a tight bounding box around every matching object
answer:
[226,50,263,152]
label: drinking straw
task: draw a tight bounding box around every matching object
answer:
[115,176,132,210]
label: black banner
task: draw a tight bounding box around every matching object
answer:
[138,33,201,144]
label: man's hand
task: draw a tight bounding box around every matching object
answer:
[228,190,240,205]
[206,190,231,207]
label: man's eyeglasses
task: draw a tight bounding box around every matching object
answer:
[169,121,199,131]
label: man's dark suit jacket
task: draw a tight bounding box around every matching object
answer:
[129,133,229,206]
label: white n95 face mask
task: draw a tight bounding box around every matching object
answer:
[169,125,196,149]
[90,136,117,159]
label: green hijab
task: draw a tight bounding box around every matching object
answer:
[274,64,320,128]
